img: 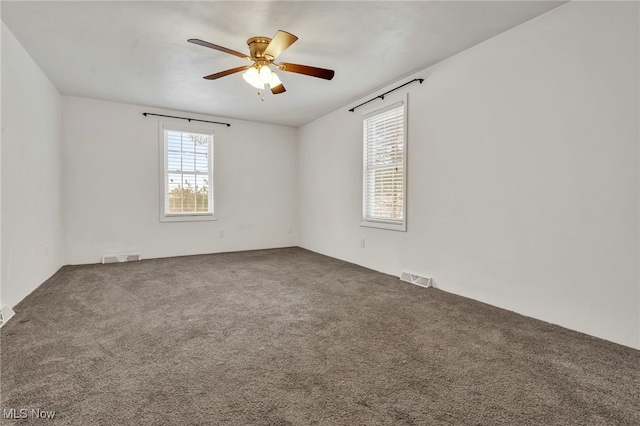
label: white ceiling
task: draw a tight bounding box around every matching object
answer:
[1,1,566,127]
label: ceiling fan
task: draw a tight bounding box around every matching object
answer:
[188,30,335,95]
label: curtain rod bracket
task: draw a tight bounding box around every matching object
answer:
[142,112,231,127]
[349,78,424,112]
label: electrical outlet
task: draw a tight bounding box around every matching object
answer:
[219,231,224,237]
[360,238,365,248]
[288,228,292,234]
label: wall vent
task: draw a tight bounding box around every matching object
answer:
[400,272,432,288]
[0,304,16,328]
[102,254,141,264]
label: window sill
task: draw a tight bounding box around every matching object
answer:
[160,214,217,223]
[360,220,406,232]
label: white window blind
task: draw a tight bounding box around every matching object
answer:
[161,125,214,221]
[362,101,406,230]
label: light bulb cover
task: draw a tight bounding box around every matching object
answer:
[269,72,282,88]
[243,67,264,89]
[246,67,259,79]
[259,65,272,84]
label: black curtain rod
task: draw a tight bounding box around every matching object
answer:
[142,112,231,127]
[348,78,424,112]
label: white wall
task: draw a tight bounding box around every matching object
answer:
[62,96,298,264]
[298,2,640,349]
[1,23,64,308]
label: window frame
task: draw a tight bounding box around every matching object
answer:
[360,95,408,232]
[158,121,216,223]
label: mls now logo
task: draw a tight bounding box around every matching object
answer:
[3,408,56,419]
[2,408,27,419]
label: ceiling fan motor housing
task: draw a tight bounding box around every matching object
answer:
[247,37,273,60]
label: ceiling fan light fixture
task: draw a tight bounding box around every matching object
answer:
[242,67,264,90]
[269,72,283,89]
[258,65,272,84]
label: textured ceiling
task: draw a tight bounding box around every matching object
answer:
[1,1,566,127]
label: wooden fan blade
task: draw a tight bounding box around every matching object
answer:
[188,38,249,59]
[270,83,286,95]
[204,66,251,80]
[278,63,335,80]
[263,30,298,60]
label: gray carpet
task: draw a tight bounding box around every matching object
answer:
[1,247,639,425]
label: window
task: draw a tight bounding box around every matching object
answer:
[361,100,407,231]
[159,123,215,222]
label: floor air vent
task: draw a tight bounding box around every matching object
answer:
[0,304,16,328]
[400,272,432,288]
[102,254,141,264]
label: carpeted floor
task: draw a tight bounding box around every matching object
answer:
[1,247,639,425]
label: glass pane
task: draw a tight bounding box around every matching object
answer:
[195,137,209,154]
[167,173,182,214]
[182,174,196,212]
[186,133,208,152]
[365,166,404,220]
[195,192,208,212]
[195,175,209,212]
[195,153,209,173]
[183,133,198,154]
[167,131,182,152]
[181,152,195,172]
[167,151,182,171]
